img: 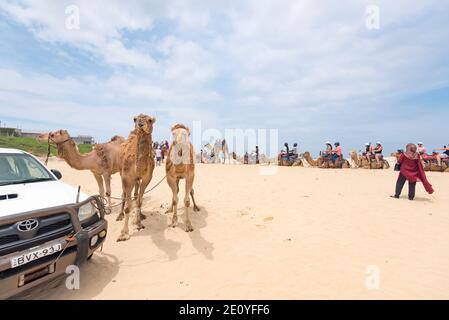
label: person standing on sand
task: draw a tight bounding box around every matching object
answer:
[391,143,434,200]
[255,146,259,164]
[155,147,162,166]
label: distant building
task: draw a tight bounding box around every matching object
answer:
[72,135,95,145]
[20,130,44,139]
[0,127,21,137]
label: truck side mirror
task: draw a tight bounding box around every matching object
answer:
[51,169,62,180]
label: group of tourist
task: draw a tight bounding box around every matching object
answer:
[153,140,169,166]
[363,142,384,164]
[321,141,343,164]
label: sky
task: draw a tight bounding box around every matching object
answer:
[0,0,448,156]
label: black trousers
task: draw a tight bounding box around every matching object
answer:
[395,174,416,200]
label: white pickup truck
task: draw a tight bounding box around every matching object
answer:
[0,148,108,299]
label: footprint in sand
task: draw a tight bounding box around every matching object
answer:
[263,216,274,222]
[240,210,249,216]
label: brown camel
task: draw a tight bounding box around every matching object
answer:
[302,151,349,168]
[117,114,156,242]
[165,124,200,232]
[350,150,390,169]
[38,130,125,213]
[277,153,303,166]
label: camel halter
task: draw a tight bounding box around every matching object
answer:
[45,135,72,166]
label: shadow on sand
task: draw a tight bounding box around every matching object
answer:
[134,205,214,261]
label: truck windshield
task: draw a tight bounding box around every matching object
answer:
[0,153,54,186]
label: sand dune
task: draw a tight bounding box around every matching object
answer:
[29,158,449,299]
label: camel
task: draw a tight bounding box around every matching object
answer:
[165,124,200,232]
[301,151,349,168]
[277,152,303,166]
[204,139,230,164]
[301,152,323,167]
[350,150,390,169]
[38,130,125,213]
[117,114,156,242]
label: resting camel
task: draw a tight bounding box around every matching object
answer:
[393,150,449,172]
[350,150,390,169]
[277,152,303,166]
[165,124,200,232]
[301,152,323,167]
[38,130,125,213]
[117,114,156,242]
[301,151,349,168]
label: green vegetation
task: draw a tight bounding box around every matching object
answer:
[0,136,93,157]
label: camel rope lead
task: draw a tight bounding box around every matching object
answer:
[45,135,51,166]
[106,174,167,208]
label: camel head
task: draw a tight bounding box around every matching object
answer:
[38,130,71,145]
[133,114,156,135]
[302,151,312,160]
[171,124,190,145]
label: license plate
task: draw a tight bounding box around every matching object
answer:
[10,243,62,268]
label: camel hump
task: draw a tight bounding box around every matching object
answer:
[110,135,125,143]
[94,144,110,171]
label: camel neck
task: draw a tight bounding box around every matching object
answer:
[57,140,93,170]
[135,132,152,176]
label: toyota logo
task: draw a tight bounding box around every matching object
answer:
[17,219,39,232]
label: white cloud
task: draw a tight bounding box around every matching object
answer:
[1,0,449,153]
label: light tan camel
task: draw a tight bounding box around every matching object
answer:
[205,139,230,164]
[301,152,322,167]
[350,150,360,168]
[165,124,200,232]
[117,114,156,242]
[38,130,125,213]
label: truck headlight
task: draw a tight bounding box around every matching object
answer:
[78,201,96,222]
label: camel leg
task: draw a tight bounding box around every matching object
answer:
[167,176,179,228]
[116,190,125,221]
[133,180,146,220]
[117,179,133,242]
[133,175,151,231]
[93,172,105,200]
[190,188,200,212]
[184,176,194,232]
[103,174,112,215]
[165,178,179,213]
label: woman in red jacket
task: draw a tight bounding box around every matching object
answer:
[392,143,434,200]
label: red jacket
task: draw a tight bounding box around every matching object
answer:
[398,153,434,194]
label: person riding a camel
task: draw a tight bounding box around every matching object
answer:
[417,142,436,165]
[364,142,373,163]
[289,143,299,160]
[373,142,383,164]
[435,145,449,167]
[332,142,342,163]
[284,142,290,156]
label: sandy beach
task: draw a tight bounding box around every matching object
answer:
[25,158,449,300]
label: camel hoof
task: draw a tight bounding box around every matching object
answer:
[185,225,194,232]
[116,213,124,222]
[193,205,200,212]
[140,213,147,220]
[117,233,130,242]
[136,224,145,231]
[169,222,177,228]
